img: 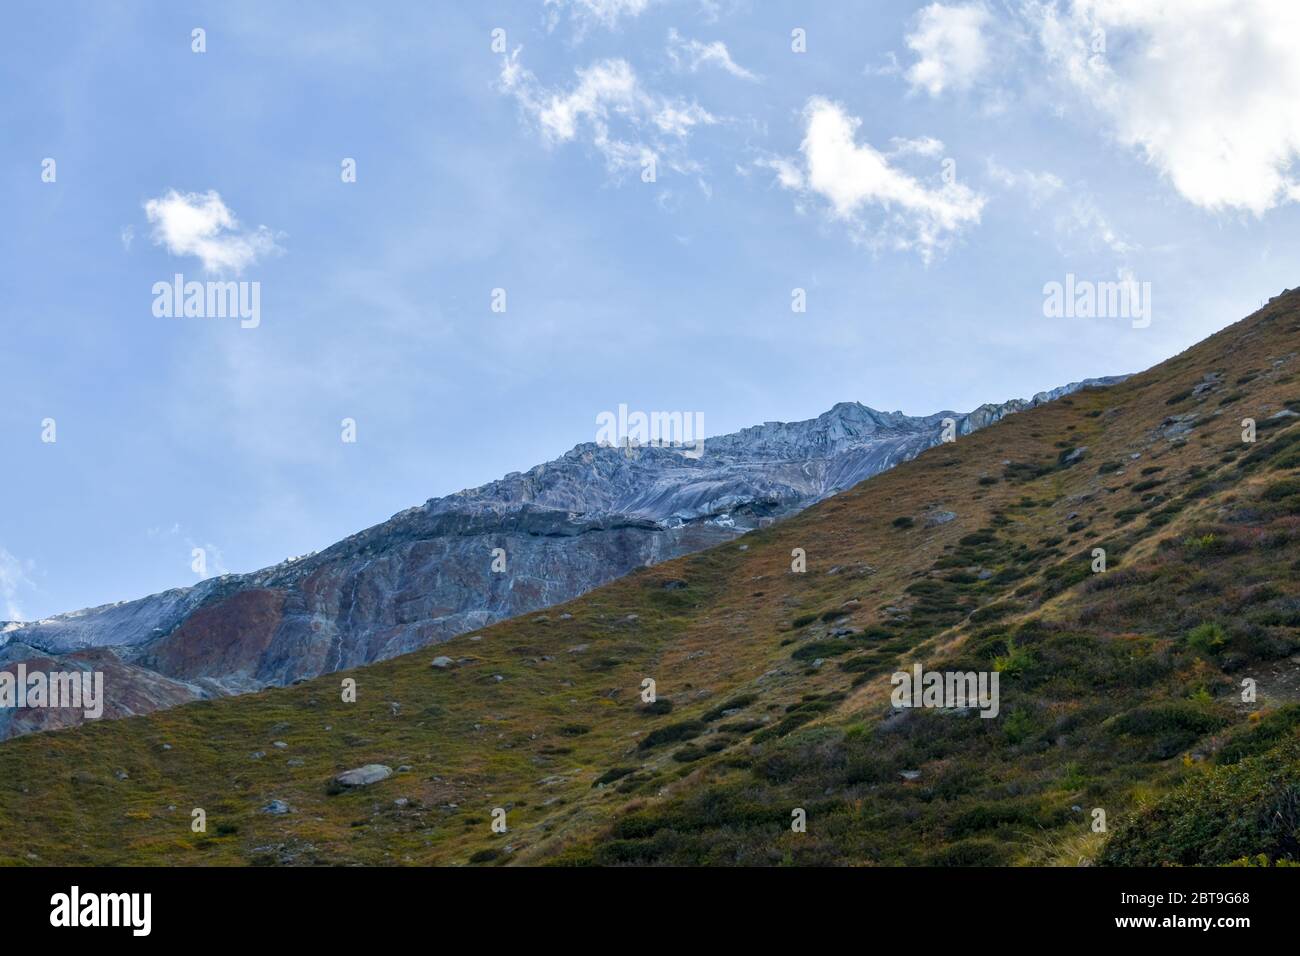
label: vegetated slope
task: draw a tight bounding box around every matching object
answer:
[0,386,1119,741]
[3,292,1300,866]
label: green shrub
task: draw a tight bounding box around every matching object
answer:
[1107,702,1228,737]
[701,694,757,722]
[592,767,636,787]
[993,636,1032,677]
[638,720,704,751]
[1100,738,1300,865]
[1218,705,1300,765]
[1003,709,1036,744]
[1261,478,1300,501]
[1185,622,1226,654]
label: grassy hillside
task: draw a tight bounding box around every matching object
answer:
[5,293,1300,866]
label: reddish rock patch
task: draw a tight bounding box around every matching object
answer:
[147,588,287,682]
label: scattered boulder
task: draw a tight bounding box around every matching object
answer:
[335,764,392,788]
[1191,372,1223,396]
[430,656,454,669]
[261,799,292,815]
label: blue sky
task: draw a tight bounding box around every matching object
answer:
[4,0,1300,621]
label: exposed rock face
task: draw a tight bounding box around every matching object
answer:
[0,379,1123,739]
[0,647,203,740]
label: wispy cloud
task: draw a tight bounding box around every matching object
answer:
[666,28,758,81]
[499,48,715,178]
[545,0,656,34]
[0,547,35,622]
[986,158,1133,256]
[985,159,1064,207]
[143,189,281,276]
[760,96,985,261]
[186,538,229,578]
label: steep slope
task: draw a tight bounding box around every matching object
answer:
[0,384,1117,740]
[3,291,1298,867]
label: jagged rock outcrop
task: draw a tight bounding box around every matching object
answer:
[0,378,1123,738]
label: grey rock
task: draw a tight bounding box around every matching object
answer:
[430,656,454,669]
[261,799,292,815]
[335,764,392,788]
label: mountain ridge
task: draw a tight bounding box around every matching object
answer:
[0,379,1122,740]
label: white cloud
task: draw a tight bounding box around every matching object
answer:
[905,2,993,96]
[761,97,985,260]
[499,49,715,177]
[757,155,805,192]
[546,0,655,33]
[666,28,758,81]
[888,135,946,159]
[143,189,280,276]
[1031,0,1300,215]
[0,547,35,622]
